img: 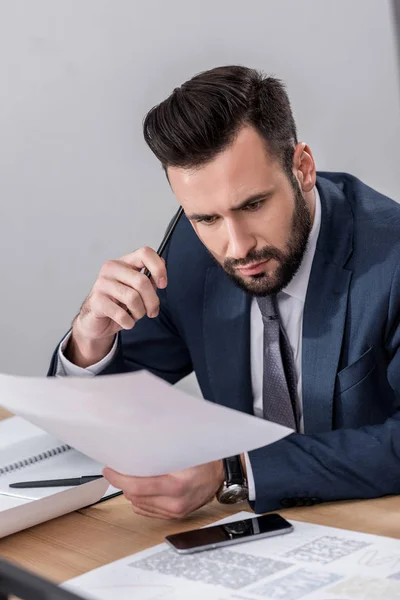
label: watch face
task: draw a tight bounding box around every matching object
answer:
[223,520,252,535]
[219,483,248,504]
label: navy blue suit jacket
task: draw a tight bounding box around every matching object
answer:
[49,172,400,513]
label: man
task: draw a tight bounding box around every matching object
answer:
[49,65,400,520]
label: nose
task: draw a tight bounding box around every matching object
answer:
[225,219,257,260]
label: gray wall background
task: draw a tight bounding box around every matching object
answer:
[0,0,399,379]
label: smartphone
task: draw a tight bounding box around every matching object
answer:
[165,513,293,554]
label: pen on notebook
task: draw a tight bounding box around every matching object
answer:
[143,206,184,278]
[9,475,103,489]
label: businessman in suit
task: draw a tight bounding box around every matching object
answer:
[49,65,400,519]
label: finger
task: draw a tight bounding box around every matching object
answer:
[99,262,160,317]
[128,495,190,519]
[102,468,180,497]
[119,247,168,289]
[115,270,160,316]
[97,279,147,321]
[93,293,135,330]
[129,495,187,520]
[129,504,173,520]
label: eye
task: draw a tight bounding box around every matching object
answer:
[197,216,219,226]
[243,200,263,212]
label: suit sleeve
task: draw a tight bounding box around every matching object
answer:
[48,285,193,384]
[249,262,400,513]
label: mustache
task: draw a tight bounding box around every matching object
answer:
[224,246,286,271]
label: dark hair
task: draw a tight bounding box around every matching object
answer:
[143,65,298,177]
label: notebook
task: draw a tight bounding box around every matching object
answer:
[0,478,109,538]
[0,417,121,503]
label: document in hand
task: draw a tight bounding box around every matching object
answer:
[0,370,292,476]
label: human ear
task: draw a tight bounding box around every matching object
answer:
[292,142,316,193]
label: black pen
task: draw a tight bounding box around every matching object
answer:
[143,206,184,278]
[9,475,103,489]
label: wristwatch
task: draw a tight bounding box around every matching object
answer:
[216,455,249,504]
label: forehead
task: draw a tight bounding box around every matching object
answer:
[167,126,282,210]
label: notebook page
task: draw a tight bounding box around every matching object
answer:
[0,432,68,472]
[0,416,45,449]
[0,434,105,500]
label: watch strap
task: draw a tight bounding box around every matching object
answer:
[223,455,246,486]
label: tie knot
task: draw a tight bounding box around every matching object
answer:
[256,295,278,320]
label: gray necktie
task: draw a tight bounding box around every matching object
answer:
[256,295,298,430]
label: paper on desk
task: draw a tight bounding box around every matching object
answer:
[0,370,292,476]
[65,511,400,600]
[0,477,108,538]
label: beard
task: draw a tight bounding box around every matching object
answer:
[222,179,312,296]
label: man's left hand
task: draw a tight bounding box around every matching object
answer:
[103,460,224,519]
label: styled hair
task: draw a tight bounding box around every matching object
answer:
[143,65,298,176]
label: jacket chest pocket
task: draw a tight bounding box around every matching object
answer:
[336,346,376,395]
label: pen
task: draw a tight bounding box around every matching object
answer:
[143,206,184,278]
[9,475,103,489]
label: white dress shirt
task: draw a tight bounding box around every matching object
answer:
[57,189,321,500]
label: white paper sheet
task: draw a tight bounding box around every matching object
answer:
[65,511,400,600]
[0,477,108,538]
[0,371,292,476]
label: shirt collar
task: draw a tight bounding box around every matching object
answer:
[279,187,321,302]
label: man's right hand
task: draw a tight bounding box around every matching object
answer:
[65,247,167,368]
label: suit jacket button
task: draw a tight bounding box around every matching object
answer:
[296,498,305,507]
[280,498,296,508]
[311,497,322,504]
[303,497,314,506]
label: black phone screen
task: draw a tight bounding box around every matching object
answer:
[165,513,292,552]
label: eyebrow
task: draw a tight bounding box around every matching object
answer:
[186,190,274,221]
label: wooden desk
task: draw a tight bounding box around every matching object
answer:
[0,408,399,585]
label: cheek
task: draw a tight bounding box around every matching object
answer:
[260,201,294,247]
[191,224,227,262]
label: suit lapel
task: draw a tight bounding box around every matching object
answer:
[302,176,354,433]
[302,252,352,433]
[203,266,253,415]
